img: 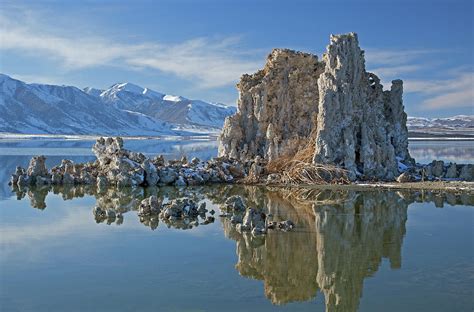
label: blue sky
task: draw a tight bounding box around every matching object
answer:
[0,0,472,117]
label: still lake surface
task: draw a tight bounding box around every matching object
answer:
[0,138,473,312]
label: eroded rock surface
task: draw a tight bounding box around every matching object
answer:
[10,137,257,188]
[218,49,323,161]
[219,33,414,180]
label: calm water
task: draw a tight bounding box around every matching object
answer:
[0,138,473,312]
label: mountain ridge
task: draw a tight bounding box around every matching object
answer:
[0,74,236,135]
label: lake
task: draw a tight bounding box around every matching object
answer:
[0,138,473,312]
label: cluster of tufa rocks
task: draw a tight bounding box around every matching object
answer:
[10,135,474,189]
[219,195,295,235]
[397,161,474,183]
[9,137,266,189]
[218,32,415,181]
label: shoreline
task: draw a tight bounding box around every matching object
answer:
[8,137,474,193]
[0,132,473,141]
[264,181,474,193]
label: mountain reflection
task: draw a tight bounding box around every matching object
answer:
[8,184,474,311]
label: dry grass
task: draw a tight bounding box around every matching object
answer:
[266,133,349,185]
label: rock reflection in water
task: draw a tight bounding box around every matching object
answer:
[9,184,474,311]
[211,186,473,311]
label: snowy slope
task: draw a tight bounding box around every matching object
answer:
[407,116,474,129]
[407,115,474,137]
[0,74,237,135]
[90,82,236,129]
[0,74,179,136]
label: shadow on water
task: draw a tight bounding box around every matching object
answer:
[8,183,474,311]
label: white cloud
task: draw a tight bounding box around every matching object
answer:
[404,72,473,109]
[364,46,473,111]
[7,73,65,85]
[365,48,436,66]
[422,88,472,109]
[369,65,422,78]
[0,14,262,88]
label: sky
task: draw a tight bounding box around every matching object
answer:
[0,0,472,117]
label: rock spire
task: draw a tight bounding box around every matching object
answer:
[219,32,414,180]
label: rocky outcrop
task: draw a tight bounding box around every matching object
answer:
[218,49,323,161]
[11,137,474,189]
[314,34,413,180]
[10,137,256,189]
[419,161,474,181]
[219,33,414,180]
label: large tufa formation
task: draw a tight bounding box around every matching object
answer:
[313,34,413,180]
[218,49,324,161]
[219,33,414,180]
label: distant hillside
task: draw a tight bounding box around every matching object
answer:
[0,74,236,136]
[86,82,236,130]
[407,115,474,138]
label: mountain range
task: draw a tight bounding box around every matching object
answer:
[0,74,236,136]
[0,73,472,137]
[407,115,474,137]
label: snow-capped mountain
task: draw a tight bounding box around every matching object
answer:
[0,74,236,135]
[86,82,236,129]
[0,74,180,136]
[407,115,474,137]
[407,116,474,129]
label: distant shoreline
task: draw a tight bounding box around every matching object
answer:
[0,132,472,141]
[0,133,218,141]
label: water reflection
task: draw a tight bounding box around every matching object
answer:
[8,184,473,311]
[215,187,472,311]
[408,140,474,164]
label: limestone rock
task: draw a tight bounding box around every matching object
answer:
[27,155,49,177]
[175,176,187,187]
[313,33,412,180]
[431,160,445,178]
[141,159,160,186]
[219,33,413,181]
[444,163,458,179]
[219,48,323,161]
[396,172,416,183]
[459,164,474,181]
[159,168,178,184]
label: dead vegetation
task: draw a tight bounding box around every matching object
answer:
[265,134,349,185]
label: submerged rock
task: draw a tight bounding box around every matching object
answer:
[224,195,246,212]
[138,195,162,216]
[219,195,295,235]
